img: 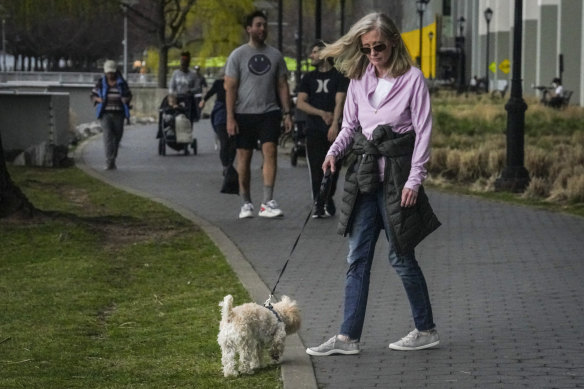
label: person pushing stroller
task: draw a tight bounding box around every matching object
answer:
[168,51,202,124]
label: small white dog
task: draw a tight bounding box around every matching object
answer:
[218,294,301,377]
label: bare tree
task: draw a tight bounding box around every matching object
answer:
[124,0,197,88]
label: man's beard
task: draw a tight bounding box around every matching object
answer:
[251,31,266,44]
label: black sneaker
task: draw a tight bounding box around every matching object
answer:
[325,199,336,217]
[312,202,326,219]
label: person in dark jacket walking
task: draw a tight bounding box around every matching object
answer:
[91,60,132,170]
[296,41,349,218]
[199,69,235,171]
[306,12,441,357]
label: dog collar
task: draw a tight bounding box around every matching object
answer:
[264,304,282,322]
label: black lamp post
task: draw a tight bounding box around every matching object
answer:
[457,16,466,92]
[315,0,321,40]
[416,0,430,68]
[295,0,303,87]
[340,0,345,35]
[484,7,493,93]
[1,16,6,72]
[495,0,530,192]
[428,31,434,79]
[278,0,283,52]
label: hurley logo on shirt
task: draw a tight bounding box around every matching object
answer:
[316,79,331,93]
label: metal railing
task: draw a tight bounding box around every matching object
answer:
[0,71,158,86]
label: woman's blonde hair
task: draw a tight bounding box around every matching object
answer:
[320,12,414,79]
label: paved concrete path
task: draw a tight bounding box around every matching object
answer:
[78,120,584,388]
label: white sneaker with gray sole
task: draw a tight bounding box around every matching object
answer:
[306,336,360,356]
[389,328,440,351]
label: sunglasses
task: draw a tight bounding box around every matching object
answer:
[359,43,387,55]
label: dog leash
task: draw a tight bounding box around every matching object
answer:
[264,168,333,308]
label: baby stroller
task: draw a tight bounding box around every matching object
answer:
[157,95,198,156]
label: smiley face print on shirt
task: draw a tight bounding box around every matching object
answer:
[248,54,272,76]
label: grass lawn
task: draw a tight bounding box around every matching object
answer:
[0,166,282,389]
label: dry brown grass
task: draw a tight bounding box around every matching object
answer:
[429,94,584,204]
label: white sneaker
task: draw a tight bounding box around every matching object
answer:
[258,200,283,218]
[238,203,254,219]
[306,336,360,356]
[389,328,440,351]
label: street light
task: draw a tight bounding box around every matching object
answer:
[121,0,138,80]
[458,16,465,37]
[315,0,322,40]
[457,16,466,92]
[0,4,8,72]
[296,0,303,87]
[1,18,6,72]
[495,0,529,192]
[428,31,434,79]
[278,0,283,52]
[340,0,346,35]
[416,0,430,69]
[484,7,493,93]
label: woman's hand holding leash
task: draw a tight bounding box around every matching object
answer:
[322,155,337,173]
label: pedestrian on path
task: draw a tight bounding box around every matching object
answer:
[224,10,293,219]
[296,40,349,218]
[199,69,237,178]
[306,12,442,357]
[168,52,199,124]
[91,60,132,170]
[192,65,208,121]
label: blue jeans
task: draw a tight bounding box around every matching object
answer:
[340,188,435,340]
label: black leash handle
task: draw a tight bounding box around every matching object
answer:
[266,168,333,305]
[316,167,333,211]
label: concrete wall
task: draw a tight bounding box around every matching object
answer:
[0,83,168,125]
[523,19,538,94]
[560,0,582,105]
[0,91,70,151]
[131,86,169,118]
[538,5,559,88]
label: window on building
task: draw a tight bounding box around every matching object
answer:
[443,0,451,16]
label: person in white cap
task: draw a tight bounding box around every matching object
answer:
[90,60,132,170]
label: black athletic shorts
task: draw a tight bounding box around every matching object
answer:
[235,110,281,149]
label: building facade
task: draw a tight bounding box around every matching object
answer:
[334,0,584,106]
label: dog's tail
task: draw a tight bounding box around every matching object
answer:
[219,294,233,323]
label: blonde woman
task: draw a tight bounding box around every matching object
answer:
[306,12,441,356]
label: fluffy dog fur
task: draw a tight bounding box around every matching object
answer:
[218,295,301,377]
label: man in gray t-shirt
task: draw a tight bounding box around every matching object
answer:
[225,44,287,114]
[225,10,293,219]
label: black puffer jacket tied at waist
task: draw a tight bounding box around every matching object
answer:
[337,124,441,254]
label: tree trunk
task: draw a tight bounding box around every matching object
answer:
[158,46,169,89]
[0,132,35,219]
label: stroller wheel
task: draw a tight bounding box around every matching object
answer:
[158,137,166,156]
[192,139,198,155]
[291,146,298,166]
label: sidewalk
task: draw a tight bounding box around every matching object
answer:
[78,120,584,388]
